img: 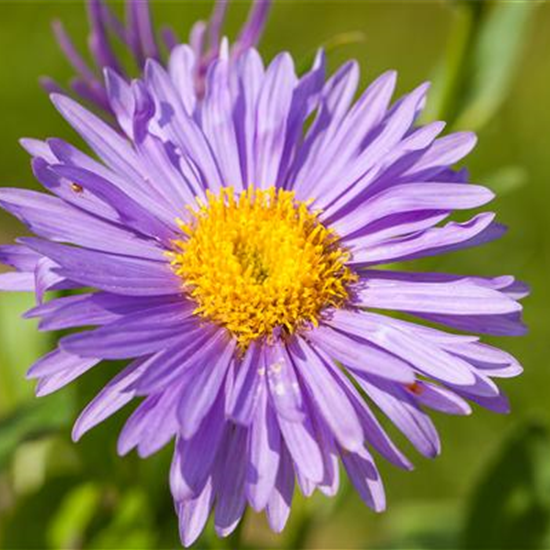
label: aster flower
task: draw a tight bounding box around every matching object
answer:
[43,0,271,113]
[0,44,527,546]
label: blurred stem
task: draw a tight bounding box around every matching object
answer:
[435,1,487,127]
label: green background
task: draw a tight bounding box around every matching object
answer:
[1,1,550,548]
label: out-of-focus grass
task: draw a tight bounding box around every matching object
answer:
[0,1,549,548]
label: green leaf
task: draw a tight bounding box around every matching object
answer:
[0,475,82,549]
[86,488,156,550]
[462,422,550,549]
[455,1,539,130]
[425,1,539,131]
[0,391,75,469]
[47,482,102,549]
[483,165,529,196]
[0,292,51,413]
[378,500,461,549]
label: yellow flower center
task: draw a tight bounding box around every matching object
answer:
[168,187,356,348]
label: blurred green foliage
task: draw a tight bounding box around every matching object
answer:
[1,0,549,548]
[463,423,550,549]
[425,0,537,130]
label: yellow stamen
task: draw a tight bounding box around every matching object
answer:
[168,187,357,349]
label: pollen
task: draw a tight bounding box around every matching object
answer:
[168,187,357,349]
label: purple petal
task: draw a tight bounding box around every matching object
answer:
[104,68,135,137]
[416,311,527,337]
[457,388,511,414]
[445,341,523,378]
[408,382,472,416]
[27,347,94,379]
[226,342,264,425]
[49,164,177,242]
[318,83,431,212]
[266,444,295,533]
[214,425,248,537]
[27,293,177,331]
[330,310,477,386]
[19,138,57,163]
[132,125,200,208]
[246,381,281,511]
[265,342,304,422]
[87,0,125,74]
[356,275,521,316]
[161,26,179,52]
[130,0,159,60]
[52,19,97,83]
[0,186,165,260]
[22,238,182,297]
[341,446,386,512]
[32,152,123,223]
[349,213,504,267]
[60,303,195,359]
[144,60,224,192]
[72,358,148,441]
[168,45,197,114]
[201,57,243,190]
[329,183,494,237]
[233,0,272,54]
[0,244,41,272]
[293,61,360,199]
[233,48,265,187]
[177,337,236,439]
[117,386,180,457]
[358,377,441,458]
[296,70,396,201]
[132,327,223,394]
[177,477,215,547]
[345,212,449,252]
[401,131,477,182]
[50,94,149,190]
[290,338,364,452]
[296,468,316,497]
[34,257,64,303]
[309,325,415,384]
[313,350,413,471]
[0,272,35,291]
[253,53,297,189]
[206,0,229,51]
[276,404,324,484]
[277,50,326,186]
[173,399,226,501]
[35,355,101,397]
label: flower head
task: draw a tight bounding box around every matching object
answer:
[43,0,271,113]
[0,44,527,546]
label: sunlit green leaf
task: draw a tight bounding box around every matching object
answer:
[455,1,539,130]
[0,292,51,413]
[47,482,102,549]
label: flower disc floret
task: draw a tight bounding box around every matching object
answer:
[169,187,356,347]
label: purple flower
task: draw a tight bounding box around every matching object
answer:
[42,0,271,114]
[0,44,527,546]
